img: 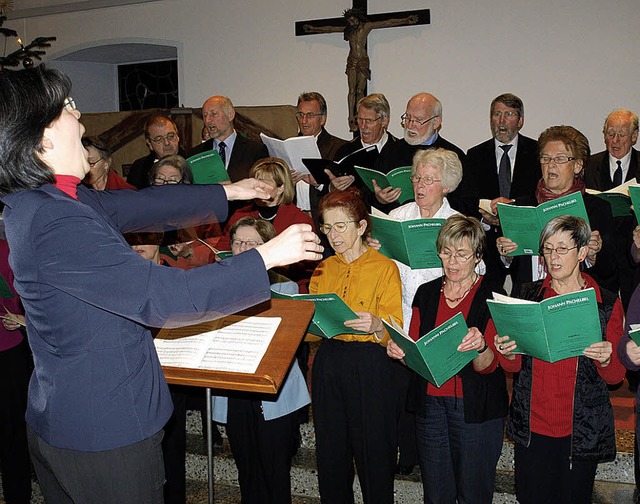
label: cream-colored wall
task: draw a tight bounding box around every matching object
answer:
[5,0,640,153]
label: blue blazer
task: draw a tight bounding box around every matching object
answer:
[2,183,271,451]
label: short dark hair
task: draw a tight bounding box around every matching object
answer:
[297,92,327,116]
[82,136,112,159]
[0,66,69,196]
[144,114,177,138]
[490,93,524,117]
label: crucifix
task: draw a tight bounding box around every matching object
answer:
[296,1,430,131]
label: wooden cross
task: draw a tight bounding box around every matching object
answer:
[296,1,430,130]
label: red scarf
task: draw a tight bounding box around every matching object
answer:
[535,177,585,204]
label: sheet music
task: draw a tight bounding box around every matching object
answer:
[154,316,282,374]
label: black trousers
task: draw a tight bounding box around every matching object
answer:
[514,432,597,504]
[28,427,165,504]
[226,396,298,504]
[312,340,397,504]
[162,386,187,504]
[0,339,32,504]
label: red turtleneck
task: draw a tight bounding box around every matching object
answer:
[54,175,81,200]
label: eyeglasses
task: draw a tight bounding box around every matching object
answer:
[401,113,439,127]
[319,221,358,234]
[149,132,178,144]
[295,112,325,120]
[539,155,576,165]
[605,131,632,140]
[64,96,76,112]
[539,245,578,256]
[437,250,475,262]
[409,175,441,185]
[153,177,182,185]
[88,157,104,168]
[491,110,519,119]
[231,239,263,248]
[356,115,382,126]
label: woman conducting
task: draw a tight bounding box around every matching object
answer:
[387,215,508,504]
[0,66,322,503]
[495,215,625,503]
[310,189,403,503]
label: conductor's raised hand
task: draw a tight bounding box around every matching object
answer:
[256,223,323,269]
[223,178,275,201]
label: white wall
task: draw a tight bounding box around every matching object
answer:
[4,0,639,153]
[50,61,118,112]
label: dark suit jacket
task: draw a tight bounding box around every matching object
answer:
[188,133,268,182]
[466,134,540,284]
[584,148,640,190]
[584,148,640,306]
[1,184,270,451]
[373,134,474,215]
[333,133,398,210]
[466,134,540,207]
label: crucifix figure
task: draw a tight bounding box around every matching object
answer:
[296,3,430,131]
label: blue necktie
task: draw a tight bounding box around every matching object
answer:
[218,141,227,166]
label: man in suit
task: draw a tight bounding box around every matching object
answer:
[467,93,540,286]
[126,114,184,189]
[374,92,474,214]
[188,95,268,182]
[585,108,640,307]
[331,92,397,196]
[290,91,347,214]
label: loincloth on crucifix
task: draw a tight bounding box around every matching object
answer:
[346,55,371,80]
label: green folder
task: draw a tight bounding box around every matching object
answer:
[384,312,476,387]
[355,165,415,204]
[487,288,601,363]
[187,150,230,185]
[497,192,589,256]
[370,209,444,269]
[0,273,14,299]
[270,291,367,338]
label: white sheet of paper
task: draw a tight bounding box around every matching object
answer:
[154,316,282,374]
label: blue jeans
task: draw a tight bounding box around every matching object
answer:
[417,395,504,504]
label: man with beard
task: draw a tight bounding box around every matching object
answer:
[466,93,539,285]
[374,92,473,214]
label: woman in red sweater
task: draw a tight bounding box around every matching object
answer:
[495,215,625,503]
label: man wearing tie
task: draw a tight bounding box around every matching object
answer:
[467,93,540,286]
[189,95,268,182]
[585,108,640,307]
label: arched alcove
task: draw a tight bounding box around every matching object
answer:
[50,40,182,113]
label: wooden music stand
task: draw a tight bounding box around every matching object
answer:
[158,298,314,503]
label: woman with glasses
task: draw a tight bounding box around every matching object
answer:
[369,147,479,474]
[211,216,310,504]
[310,188,402,504]
[496,126,618,295]
[81,136,135,190]
[0,66,322,503]
[495,216,625,503]
[148,154,194,186]
[387,215,508,504]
